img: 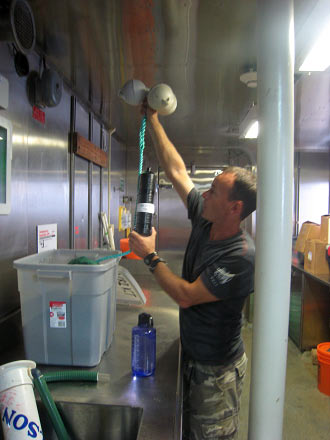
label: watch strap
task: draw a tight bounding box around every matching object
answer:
[149,257,167,273]
[144,251,158,266]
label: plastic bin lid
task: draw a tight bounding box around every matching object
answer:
[13,249,120,272]
[116,266,146,305]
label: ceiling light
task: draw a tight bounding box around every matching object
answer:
[245,121,259,138]
[299,20,330,71]
[240,69,257,88]
[239,105,258,139]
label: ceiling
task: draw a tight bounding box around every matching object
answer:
[25,0,330,150]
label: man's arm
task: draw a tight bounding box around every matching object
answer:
[129,228,219,308]
[152,262,219,308]
[146,107,194,208]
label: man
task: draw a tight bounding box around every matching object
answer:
[129,104,256,440]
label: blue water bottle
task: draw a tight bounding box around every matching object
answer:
[131,313,156,377]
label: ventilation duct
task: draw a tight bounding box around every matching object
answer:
[0,0,36,54]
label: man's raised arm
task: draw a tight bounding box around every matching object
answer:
[146,106,194,208]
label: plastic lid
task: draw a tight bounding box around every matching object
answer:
[0,360,36,392]
[317,342,330,357]
[138,313,153,327]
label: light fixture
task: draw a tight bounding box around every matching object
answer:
[299,20,330,71]
[245,121,259,139]
[239,105,258,139]
[239,69,257,88]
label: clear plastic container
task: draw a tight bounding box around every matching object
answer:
[13,249,120,366]
[131,313,156,377]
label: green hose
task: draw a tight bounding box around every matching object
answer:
[43,370,98,383]
[31,368,70,440]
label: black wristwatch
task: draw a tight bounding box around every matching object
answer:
[144,251,158,266]
[149,257,167,273]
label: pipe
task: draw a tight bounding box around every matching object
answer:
[43,370,109,383]
[248,1,294,439]
[88,113,93,249]
[99,126,104,247]
[107,128,116,249]
[31,369,70,440]
[108,128,116,224]
[69,96,76,249]
[295,152,301,237]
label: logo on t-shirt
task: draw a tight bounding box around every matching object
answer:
[210,267,235,286]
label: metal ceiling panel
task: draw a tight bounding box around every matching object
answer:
[27,0,330,150]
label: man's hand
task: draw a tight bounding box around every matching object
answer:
[129,227,157,259]
[141,98,159,126]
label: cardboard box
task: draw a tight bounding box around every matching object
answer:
[295,222,320,253]
[304,239,330,275]
[320,215,330,243]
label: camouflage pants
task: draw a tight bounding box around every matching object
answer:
[182,353,247,440]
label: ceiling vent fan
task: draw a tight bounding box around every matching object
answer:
[0,0,36,54]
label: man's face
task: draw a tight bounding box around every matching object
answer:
[201,173,236,223]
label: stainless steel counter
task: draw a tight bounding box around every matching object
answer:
[0,254,183,440]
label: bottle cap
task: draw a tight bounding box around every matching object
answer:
[138,312,154,327]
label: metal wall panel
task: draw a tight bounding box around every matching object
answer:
[26,88,71,254]
[74,102,89,249]
[110,137,128,248]
[92,119,101,248]
[0,42,128,353]
[0,46,71,322]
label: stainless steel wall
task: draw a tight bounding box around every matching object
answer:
[294,72,330,232]
[0,43,126,350]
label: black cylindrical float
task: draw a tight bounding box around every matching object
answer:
[135,168,156,236]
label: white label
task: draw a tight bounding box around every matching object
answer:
[50,301,67,328]
[137,203,155,214]
[37,223,57,253]
[308,251,313,262]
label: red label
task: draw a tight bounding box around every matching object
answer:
[32,106,45,124]
[50,301,65,307]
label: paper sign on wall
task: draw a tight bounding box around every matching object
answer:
[37,224,57,253]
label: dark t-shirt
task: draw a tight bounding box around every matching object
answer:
[180,188,255,365]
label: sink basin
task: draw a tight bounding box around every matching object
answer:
[1,401,143,440]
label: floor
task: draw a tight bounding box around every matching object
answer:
[239,324,330,440]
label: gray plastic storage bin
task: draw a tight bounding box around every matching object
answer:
[13,249,120,367]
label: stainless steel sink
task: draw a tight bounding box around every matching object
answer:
[1,401,143,440]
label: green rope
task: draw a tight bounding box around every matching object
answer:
[133,115,147,229]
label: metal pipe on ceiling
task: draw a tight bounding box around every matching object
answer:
[248,0,294,439]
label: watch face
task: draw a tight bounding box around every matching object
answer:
[144,252,156,265]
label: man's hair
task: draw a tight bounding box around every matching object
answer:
[222,166,257,220]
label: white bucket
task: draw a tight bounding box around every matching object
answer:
[0,360,43,440]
